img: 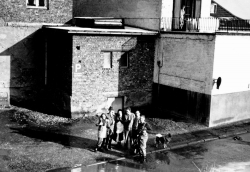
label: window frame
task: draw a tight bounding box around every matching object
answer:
[103,52,113,69]
[26,0,48,9]
[210,3,217,14]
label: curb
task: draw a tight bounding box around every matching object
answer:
[80,129,250,170]
[204,137,219,142]
[148,129,249,153]
[187,139,205,145]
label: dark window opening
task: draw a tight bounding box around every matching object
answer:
[27,0,35,6]
[39,0,45,6]
[120,52,129,68]
[27,0,47,8]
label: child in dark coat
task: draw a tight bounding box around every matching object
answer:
[137,115,152,162]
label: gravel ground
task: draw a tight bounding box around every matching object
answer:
[0,106,207,172]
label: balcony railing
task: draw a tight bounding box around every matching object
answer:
[161,17,250,33]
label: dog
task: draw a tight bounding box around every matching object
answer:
[155,133,172,148]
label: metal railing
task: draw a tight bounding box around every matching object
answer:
[161,17,250,33]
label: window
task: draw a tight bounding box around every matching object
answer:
[120,52,129,68]
[210,3,217,14]
[103,52,112,68]
[26,0,47,9]
[172,0,201,30]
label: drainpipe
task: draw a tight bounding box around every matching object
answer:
[156,37,163,116]
[45,31,48,86]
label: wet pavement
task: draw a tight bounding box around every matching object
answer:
[47,133,250,172]
[1,107,250,172]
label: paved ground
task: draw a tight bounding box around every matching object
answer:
[0,106,250,172]
[49,133,250,172]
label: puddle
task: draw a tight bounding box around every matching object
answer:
[47,151,196,172]
[211,161,250,172]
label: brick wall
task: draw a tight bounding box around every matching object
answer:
[71,35,155,114]
[0,0,72,23]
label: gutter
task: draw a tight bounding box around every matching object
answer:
[67,30,158,35]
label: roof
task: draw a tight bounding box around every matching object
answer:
[44,25,158,35]
[213,0,250,19]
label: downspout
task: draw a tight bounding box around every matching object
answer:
[45,31,48,86]
[156,37,163,114]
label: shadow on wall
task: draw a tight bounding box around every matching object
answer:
[116,36,155,115]
[39,29,73,117]
[0,28,72,118]
[152,83,211,125]
[0,29,44,111]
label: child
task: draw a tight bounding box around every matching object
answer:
[137,115,152,162]
[95,113,108,152]
[105,107,115,150]
[123,107,135,149]
[131,110,141,148]
[113,109,124,148]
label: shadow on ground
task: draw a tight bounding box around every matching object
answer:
[10,126,125,158]
[10,127,96,149]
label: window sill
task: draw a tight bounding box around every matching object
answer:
[26,6,48,9]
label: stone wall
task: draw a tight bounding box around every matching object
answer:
[71,35,155,114]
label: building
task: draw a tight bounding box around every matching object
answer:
[0,1,157,117]
[210,0,250,19]
[1,0,250,126]
[154,0,250,126]
[44,18,157,117]
[0,0,72,112]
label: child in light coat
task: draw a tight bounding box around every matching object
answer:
[95,113,108,152]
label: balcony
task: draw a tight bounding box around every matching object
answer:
[161,17,250,33]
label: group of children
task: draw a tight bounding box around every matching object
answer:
[95,107,152,161]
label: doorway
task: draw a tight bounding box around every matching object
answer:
[108,97,124,113]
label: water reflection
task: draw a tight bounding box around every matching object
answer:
[49,151,172,172]
[211,161,250,172]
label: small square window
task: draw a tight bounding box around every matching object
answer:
[210,3,217,14]
[120,52,129,68]
[103,52,112,68]
[26,0,47,9]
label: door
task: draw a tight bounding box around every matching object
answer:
[109,97,124,113]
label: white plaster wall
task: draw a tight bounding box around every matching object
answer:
[210,91,250,127]
[212,35,250,95]
[201,0,212,17]
[210,34,250,127]
[154,33,216,94]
